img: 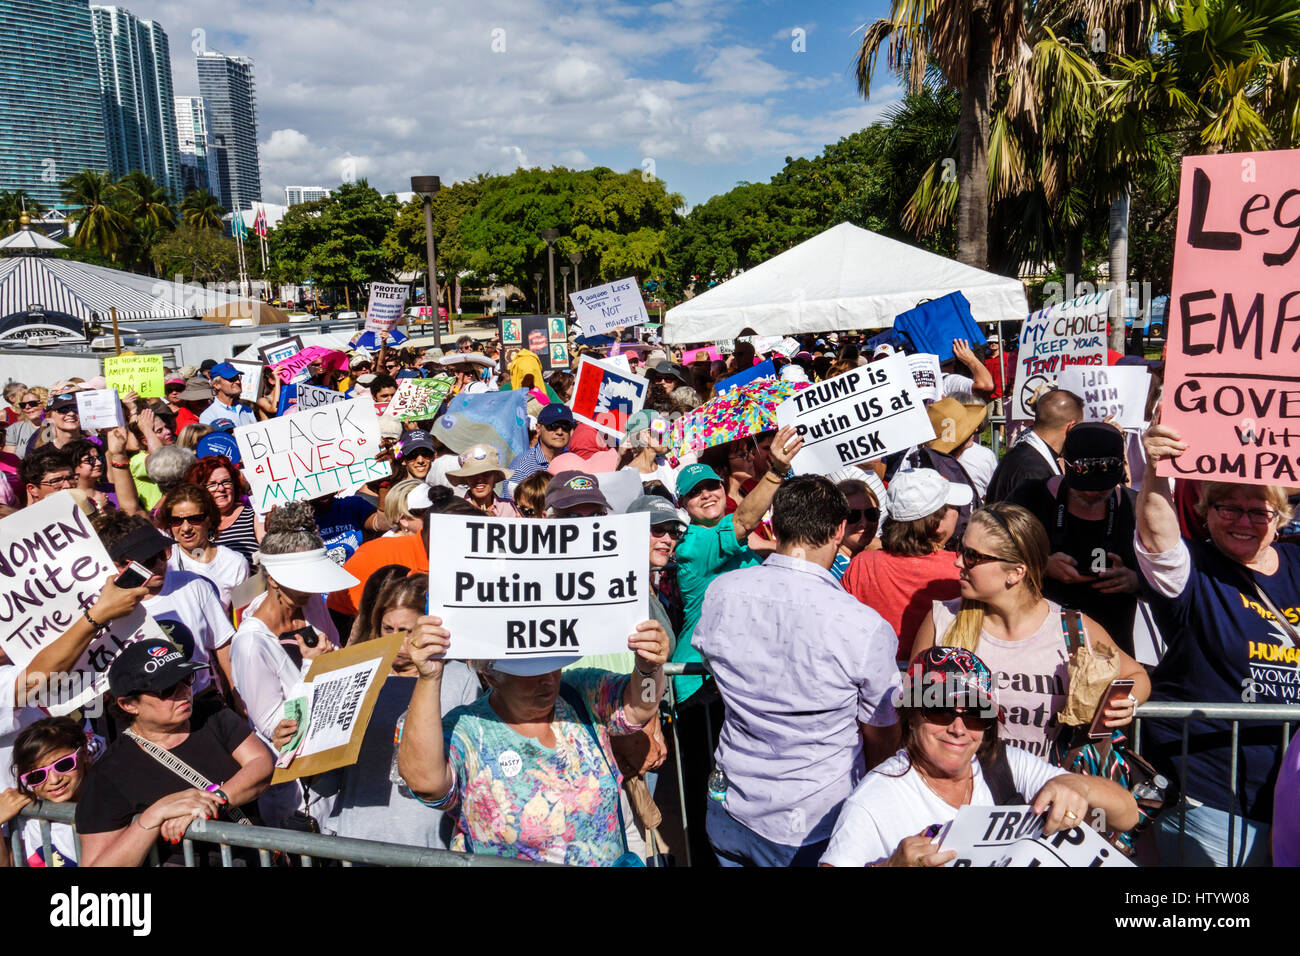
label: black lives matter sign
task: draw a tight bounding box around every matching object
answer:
[426,513,650,660]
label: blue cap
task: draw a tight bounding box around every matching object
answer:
[676,463,722,498]
[537,403,575,427]
[396,368,421,380]
[209,418,236,433]
[197,430,241,465]
[209,362,242,381]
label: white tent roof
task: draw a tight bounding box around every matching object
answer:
[663,222,1028,343]
[0,224,66,251]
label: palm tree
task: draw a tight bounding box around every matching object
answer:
[61,169,128,260]
[0,190,46,236]
[113,170,176,233]
[180,189,226,230]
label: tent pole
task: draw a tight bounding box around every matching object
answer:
[110,307,121,356]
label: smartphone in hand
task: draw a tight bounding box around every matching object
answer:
[1088,678,1136,739]
[114,560,154,589]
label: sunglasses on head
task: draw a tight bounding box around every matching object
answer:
[20,750,82,788]
[922,706,996,732]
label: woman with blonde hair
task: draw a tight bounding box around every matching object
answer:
[177,423,214,451]
[383,478,428,536]
[911,501,1149,759]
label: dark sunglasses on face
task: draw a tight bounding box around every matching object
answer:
[517,506,538,517]
[650,524,684,541]
[20,751,82,787]
[153,673,196,699]
[922,706,996,732]
[1065,456,1124,477]
[846,507,880,525]
[957,544,1003,568]
[167,513,206,528]
[688,480,723,497]
[544,422,575,432]
[18,400,41,409]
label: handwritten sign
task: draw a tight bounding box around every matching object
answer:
[103,354,164,398]
[1159,149,1300,485]
[364,282,409,333]
[776,353,934,475]
[382,376,453,422]
[940,805,1133,868]
[74,389,124,430]
[270,346,349,385]
[570,356,649,438]
[228,360,264,402]
[570,277,649,337]
[1013,292,1111,420]
[234,397,388,513]
[0,493,168,715]
[906,353,942,404]
[682,346,722,365]
[427,513,649,660]
[1056,366,1151,430]
[295,383,348,411]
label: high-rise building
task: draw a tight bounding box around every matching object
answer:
[197,50,261,215]
[285,185,331,207]
[88,5,181,200]
[174,95,220,198]
[0,0,110,208]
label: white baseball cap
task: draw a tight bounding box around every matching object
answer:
[885,467,972,521]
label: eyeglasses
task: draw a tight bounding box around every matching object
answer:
[650,525,684,541]
[20,751,82,788]
[846,507,880,525]
[1065,456,1124,477]
[39,474,76,488]
[922,707,996,732]
[78,454,102,465]
[167,513,206,528]
[206,479,234,491]
[152,673,196,699]
[956,544,1004,568]
[1210,503,1278,526]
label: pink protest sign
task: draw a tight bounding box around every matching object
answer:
[272,347,349,384]
[682,346,722,364]
[1159,149,1300,485]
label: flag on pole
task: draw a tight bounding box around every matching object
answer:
[253,206,268,238]
[232,209,247,241]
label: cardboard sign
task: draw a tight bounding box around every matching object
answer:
[74,389,124,430]
[1012,292,1111,420]
[258,335,305,366]
[1159,149,1300,485]
[383,376,453,422]
[714,359,776,395]
[1056,366,1151,430]
[270,346,349,385]
[364,282,409,333]
[570,277,649,337]
[776,352,934,475]
[103,354,164,398]
[0,493,168,715]
[228,360,264,402]
[906,353,942,404]
[271,632,402,784]
[499,314,568,372]
[234,397,388,513]
[295,383,348,411]
[939,805,1134,868]
[427,512,650,660]
[570,355,649,438]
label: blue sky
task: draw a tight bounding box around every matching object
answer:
[136,0,899,208]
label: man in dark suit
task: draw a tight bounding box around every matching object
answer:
[984,389,1084,503]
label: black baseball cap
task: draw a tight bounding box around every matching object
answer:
[108,524,174,564]
[107,638,208,698]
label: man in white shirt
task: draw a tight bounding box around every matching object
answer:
[199,363,257,427]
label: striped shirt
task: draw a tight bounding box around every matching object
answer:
[214,505,258,566]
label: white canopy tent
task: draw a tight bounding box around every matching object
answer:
[663,222,1029,343]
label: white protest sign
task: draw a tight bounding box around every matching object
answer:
[296,383,348,411]
[0,493,168,715]
[776,353,934,475]
[292,658,383,755]
[364,282,409,333]
[228,360,264,402]
[1056,366,1151,430]
[1013,291,1111,420]
[234,397,388,514]
[778,337,801,357]
[427,512,650,660]
[940,805,1133,868]
[74,389,124,430]
[570,277,649,337]
[906,353,942,404]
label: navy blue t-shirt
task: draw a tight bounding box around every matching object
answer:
[1146,538,1300,820]
[313,495,376,565]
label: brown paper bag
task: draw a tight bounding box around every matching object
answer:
[1057,641,1121,726]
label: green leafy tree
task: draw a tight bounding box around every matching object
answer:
[151,224,239,283]
[181,189,226,231]
[62,169,128,260]
[113,170,176,275]
[0,190,47,237]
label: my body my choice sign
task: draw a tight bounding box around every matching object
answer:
[427,512,649,660]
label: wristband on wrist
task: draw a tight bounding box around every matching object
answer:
[109,459,131,469]
[83,608,106,630]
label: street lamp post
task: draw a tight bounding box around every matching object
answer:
[540,228,558,314]
[410,175,442,350]
[568,250,583,291]
[533,272,543,314]
[560,266,570,311]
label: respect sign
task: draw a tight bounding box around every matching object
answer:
[1012,292,1111,420]
[1057,366,1151,430]
[570,277,649,337]
[1160,149,1300,485]
[939,805,1133,868]
[382,376,453,422]
[103,354,164,398]
[0,493,167,715]
[427,512,650,660]
[776,353,934,475]
[234,397,388,513]
[364,282,409,333]
[296,383,348,411]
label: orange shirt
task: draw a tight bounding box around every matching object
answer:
[327,533,428,617]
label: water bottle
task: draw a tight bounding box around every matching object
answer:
[1132,775,1169,803]
[707,765,728,802]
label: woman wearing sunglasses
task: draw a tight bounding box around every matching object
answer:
[912,503,1149,760]
[160,483,249,612]
[830,479,880,581]
[1,717,92,866]
[820,646,1138,866]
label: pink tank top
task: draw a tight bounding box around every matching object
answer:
[932,599,1070,758]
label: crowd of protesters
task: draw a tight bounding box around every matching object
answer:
[0,318,1296,870]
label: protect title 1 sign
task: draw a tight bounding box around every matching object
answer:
[775,352,934,475]
[364,282,409,333]
[1159,149,1300,485]
[1013,291,1111,420]
[570,277,649,337]
[427,512,649,660]
[234,397,387,513]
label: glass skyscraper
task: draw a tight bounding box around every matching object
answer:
[174,95,220,198]
[197,50,261,215]
[0,0,109,208]
[88,5,181,201]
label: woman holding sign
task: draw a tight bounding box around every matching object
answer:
[398,618,670,865]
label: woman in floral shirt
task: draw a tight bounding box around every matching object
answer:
[397,618,670,865]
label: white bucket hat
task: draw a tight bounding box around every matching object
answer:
[257,548,360,593]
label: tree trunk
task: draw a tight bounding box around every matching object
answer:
[956,17,994,269]
[1108,185,1130,353]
